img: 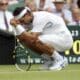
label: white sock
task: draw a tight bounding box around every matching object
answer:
[51,51,63,61]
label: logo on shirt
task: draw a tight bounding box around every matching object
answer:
[45,22,53,28]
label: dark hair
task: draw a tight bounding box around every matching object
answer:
[13,7,25,16]
[77,0,80,8]
[13,7,32,17]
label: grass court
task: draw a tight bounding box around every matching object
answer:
[0,64,80,80]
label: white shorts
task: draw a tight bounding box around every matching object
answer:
[38,34,73,52]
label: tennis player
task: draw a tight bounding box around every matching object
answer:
[10,7,73,70]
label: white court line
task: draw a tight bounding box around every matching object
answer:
[0,69,80,73]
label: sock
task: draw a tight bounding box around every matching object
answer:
[51,51,63,61]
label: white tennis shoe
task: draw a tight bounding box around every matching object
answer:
[49,57,68,71]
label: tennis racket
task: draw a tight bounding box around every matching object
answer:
[15,41,31,71]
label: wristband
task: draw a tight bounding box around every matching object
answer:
[15,25,25,35]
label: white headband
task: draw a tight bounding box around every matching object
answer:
[16,7,31,19]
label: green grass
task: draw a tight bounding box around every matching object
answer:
[0,64,80,80]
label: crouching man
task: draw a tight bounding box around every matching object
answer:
[10,7,73,70]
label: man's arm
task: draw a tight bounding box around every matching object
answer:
[17,31,53,56]
[10,18,53,56]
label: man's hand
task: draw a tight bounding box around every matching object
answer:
[10,18,20,27]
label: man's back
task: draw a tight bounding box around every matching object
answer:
[32,11,71,35]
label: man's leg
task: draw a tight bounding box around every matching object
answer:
[17,32,54,55]
[49,51,68,70]
[38,35,68,70]
[17,32,68,70]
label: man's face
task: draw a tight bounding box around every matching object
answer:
[72,9,80,21]
[0,0,9,11]
[19,13,33,24]
[54,2,64,11]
